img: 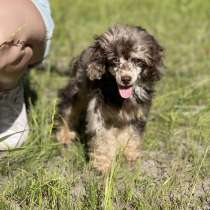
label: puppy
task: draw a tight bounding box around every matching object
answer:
[56,24,163,172]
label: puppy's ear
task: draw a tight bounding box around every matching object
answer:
[86,41,106,81]
[86,62,105,80]
[141,47,164,82]
[136,27,164,81]
[151,40,164,81]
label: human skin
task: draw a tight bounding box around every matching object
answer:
[0,0,46,90]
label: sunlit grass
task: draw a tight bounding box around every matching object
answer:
[0,0,210,209]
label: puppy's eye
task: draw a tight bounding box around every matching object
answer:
[131,58,146,67]
[112,57,119,65]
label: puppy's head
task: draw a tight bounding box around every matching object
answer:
[87,24,163,99]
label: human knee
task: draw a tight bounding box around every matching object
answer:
[0,39,33,69]
[0,38,33,90]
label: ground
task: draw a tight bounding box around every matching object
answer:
[0,0,210,209]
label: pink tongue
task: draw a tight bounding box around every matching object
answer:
[118,86,133,99]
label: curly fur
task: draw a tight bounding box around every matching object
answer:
[56,24,163,172]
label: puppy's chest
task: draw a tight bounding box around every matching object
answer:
[103,99,147,126]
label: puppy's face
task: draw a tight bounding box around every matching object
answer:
[87,25,163,99]
[108,54,145,99]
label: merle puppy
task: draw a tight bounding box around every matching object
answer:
[56,24,163,172]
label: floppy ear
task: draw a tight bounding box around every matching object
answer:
[134,26,164,81]
[86,41,106,81]
[86,62,105,80]
[144,40,164,81]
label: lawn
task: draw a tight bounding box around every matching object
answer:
[0,0,210,209]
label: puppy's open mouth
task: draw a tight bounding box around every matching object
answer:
[118,85,133,99]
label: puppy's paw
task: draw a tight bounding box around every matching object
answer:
[92,161,111,173]
[124,148,140,163]
[123,139,141,163]
[90,155,112,173]
[56,127,77,145]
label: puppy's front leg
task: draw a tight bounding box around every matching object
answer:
[56,81,85,145]
[123,121,145,163]
[56,105,78,145]
[86,94,116,173]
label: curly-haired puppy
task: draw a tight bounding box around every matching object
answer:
[56,24,163,172]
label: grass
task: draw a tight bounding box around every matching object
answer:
[1,0,210,209]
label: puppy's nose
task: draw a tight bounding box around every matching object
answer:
[121,76,131,85]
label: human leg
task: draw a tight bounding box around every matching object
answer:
[0,0,54,150]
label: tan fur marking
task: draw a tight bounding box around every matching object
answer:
[56,125,77,145]
[89,129,117,172]
[57,93,87,145]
